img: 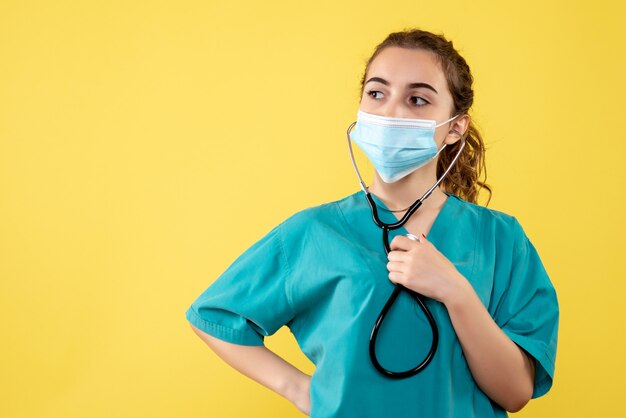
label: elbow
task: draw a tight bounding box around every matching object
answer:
[505,399,528,413]
[504,386,533,413]
[505,355,535,413]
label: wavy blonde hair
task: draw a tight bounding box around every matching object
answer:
[358,28,492,205]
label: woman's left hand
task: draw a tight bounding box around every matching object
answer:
[387,234,469,305]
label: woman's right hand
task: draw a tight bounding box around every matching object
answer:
[290,373,312,416]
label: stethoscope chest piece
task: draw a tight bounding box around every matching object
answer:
[405,233,421,243]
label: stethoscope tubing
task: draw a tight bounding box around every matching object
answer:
[346,120,466,379]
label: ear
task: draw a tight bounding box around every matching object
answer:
[443,114,471,145]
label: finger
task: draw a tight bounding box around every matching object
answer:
[389,235,417,251]
[386,260,403,272]
[388,271,404,284]
[387,250,409,262]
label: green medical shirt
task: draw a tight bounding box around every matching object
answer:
[185,190,559,417]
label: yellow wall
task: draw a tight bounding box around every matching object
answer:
[1,0,624,416]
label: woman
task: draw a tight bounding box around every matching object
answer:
[185,28,559,417]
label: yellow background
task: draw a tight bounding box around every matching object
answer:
[1,0,624,416]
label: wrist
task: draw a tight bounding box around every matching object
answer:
[442,271,473,308]
[280,371,310,403]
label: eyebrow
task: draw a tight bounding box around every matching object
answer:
[365,76,438,94]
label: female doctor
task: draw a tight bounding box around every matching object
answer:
[185,28,559,417]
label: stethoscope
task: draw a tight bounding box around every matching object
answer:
[345,119,466,379]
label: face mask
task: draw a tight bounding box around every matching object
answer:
[349,109,460,183]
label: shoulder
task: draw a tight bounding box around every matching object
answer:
[267,193,356,262]
[280,191,360,228]
[279,196,342,227]
[449,195,551,286]
[275,192,356,240]
[449,193,517,225]
[448,194,528,250]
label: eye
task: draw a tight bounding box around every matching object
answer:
[366,90,383,100]
[410,96,429,106]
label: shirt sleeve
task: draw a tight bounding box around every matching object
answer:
[185,222,296,346]
[493,218,560,399]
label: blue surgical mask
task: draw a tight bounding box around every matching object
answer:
[349,109,460,183]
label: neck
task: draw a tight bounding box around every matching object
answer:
[367,162,447,211]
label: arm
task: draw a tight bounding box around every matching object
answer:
[444,279,535,412]
[189,323,311,413]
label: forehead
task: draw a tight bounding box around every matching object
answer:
[366,46,446,90]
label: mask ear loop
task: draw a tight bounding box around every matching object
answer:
[430,113,464,168]
[435,113,461,128]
